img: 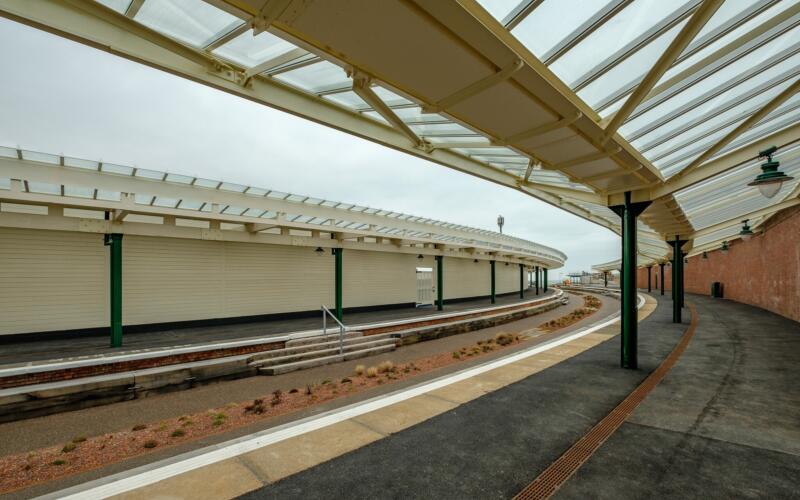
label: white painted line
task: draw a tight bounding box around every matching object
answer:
[42,293,638,500]
[2,292,562,377]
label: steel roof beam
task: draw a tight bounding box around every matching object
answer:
[502,0,544,30]
[677,78,800,176]
[637,65,800,152]
[654,122,800,197]
[603,0,724,139]
[541,0,633,65]
[572,0,701,92]
[594,0,782,114]
[627,4,800,122]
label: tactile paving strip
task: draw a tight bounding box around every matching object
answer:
[514,303,698,500]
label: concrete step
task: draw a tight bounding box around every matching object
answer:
[249,337,396,368]
[285,330,364,348]
[257,344,397,376]
[249,333,395,362]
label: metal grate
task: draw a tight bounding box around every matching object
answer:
[514,303,699,500]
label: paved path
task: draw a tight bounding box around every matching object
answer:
[235,294,800,499]
[0,290,554,365]
[556,294,800,499]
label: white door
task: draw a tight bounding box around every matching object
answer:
[416,267,434,306]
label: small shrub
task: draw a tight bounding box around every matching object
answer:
[354,364,366,376]
[289,388,299,394]
[452,351,461,359]
[271,389,283,406]
[322,379,331,385]
[305,384,314,395]
[23,463,31,471]
[366,366,378,378]
[51,460,66,466]
[214,412,226,420]
[171,429,185,438]
[178,416,188,422]
[132,424,147,431]
[61,443,76,453]
[71,436,87,444]
[143,440,158,449]
[212,419,224,427]
[158,424,168,431]
[378,361,395,373]
[182,419,194,427]
[340,377,352,384]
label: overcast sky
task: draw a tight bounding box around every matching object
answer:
[0,17,620,276]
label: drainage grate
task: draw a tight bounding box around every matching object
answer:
[514,303,698,500]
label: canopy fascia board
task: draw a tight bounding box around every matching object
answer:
[0,157,566,264]
[0,211,551,266]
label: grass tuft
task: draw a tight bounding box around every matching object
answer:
[366,366,378,378]
[171,429,185,438]
[143,440,158,449]
[132,424,147,431]
[354,364,366,376]
[61,443,76,453]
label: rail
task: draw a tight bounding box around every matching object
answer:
[321,305,347,355]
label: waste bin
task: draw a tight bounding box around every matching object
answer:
[711,282,724,298]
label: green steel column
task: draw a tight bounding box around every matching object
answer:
[610,191,651,370]
[543,268,548,292]
[518,264,524,299]
[334,248,343,321]
[105,233,123,348]
[535,265,539,295]
[435,255,443,311]
[647,266,652,293]
[659,262,665,296]
[670,237,686,323]
[680,252,686,308]
[490,260,496,304]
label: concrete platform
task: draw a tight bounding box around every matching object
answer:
[85,292,800,499]
[0,289,554,366]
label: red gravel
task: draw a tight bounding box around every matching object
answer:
[0,326,566,493]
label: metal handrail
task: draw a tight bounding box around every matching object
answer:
[321,305,347,354]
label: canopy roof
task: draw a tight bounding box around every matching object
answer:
[1,0,798,265]
[0,146,567,268]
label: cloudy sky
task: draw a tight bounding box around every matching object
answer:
[0,17,620,276]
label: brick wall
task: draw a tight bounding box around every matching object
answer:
[637,206,800,323]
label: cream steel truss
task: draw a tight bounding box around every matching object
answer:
[0,147,566,269]
[0,0,799,266]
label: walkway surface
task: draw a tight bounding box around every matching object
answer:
[30,292,800,499]
[0,289,553,366]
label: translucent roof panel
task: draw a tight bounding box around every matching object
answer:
[510,0,609,59]
[475,0,523,23]
[549,0,698,86]
[273,60,350,94]
[212,29,297,68]
[134,0,243,49]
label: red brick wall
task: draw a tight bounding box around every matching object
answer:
[636,206,800,323]
[636,263,672,292]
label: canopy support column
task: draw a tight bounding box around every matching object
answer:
[333,248,343,321]
[603,271,608,288]
[490,260,496,304]
[660,262,665,296]
[104,233,123,348]
[671,237,687,323]
[647,266,652,293]
[611,191,651,369]
[535,266,540,295]
[519,264,524,299]
[436,255,444,311]
[543,268,548,292]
